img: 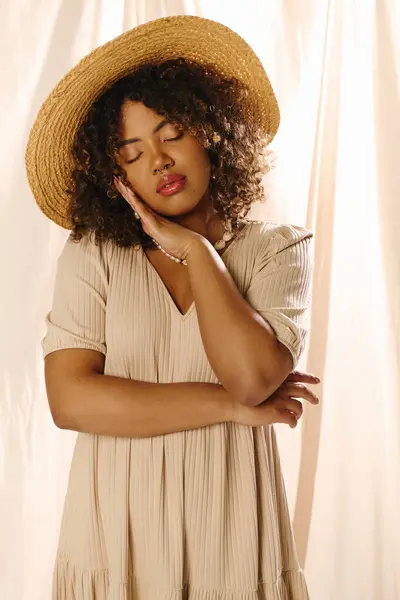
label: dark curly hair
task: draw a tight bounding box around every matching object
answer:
[68,58,274,249]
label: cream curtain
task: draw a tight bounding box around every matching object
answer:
[1,1,399,598]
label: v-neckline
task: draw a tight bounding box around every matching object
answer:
[141,221,253,321]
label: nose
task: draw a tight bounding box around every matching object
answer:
[152,148,174,175]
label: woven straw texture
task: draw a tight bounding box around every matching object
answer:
[25,15,280,229]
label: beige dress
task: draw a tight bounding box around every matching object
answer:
[43,220,313,600]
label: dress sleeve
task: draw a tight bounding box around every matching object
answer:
[42,234,109,359]
[245,224,314,368]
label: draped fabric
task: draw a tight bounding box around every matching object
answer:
[1,1,399,599]
[45,222,311,599]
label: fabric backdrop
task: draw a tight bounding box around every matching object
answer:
[1,0,399,598]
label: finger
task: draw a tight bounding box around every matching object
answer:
[122,186,140,210]
[286,372,320,384]
[126,192,160,224]
[286,371,320,384]
[284,383,320,405]
[113,177,122,194]
[280,398,303,419]
[276,409,298,429]
[124,191,147,224]
[114,177,135,202]
[129,195,145,219]
[114,178,140,208]
[118,186,158,230]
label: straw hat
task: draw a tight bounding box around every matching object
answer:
[25,15,280,229]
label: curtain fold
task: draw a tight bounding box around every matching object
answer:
[1,1,399,598]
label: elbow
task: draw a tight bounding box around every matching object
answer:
[238,388,268,408]
[50,405,70,430]
[238,346,295,406]
[52,411,81,432]
[49,399,79,431]
[233,368,291,407]
[230,376,274,407]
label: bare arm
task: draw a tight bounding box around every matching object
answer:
[186,238,293,405]
[45,349,233,438]
[186,230,313,407]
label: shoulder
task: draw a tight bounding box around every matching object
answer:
[246,220,313,261]
[248,220,313,246]
[55,232,119,286]
[59,231,115,266]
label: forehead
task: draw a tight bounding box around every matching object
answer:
[120,101,164,131]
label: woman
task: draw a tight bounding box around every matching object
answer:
[26,15,320,600]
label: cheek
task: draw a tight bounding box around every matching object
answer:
[123,166,149,198]
[186,143,211,184]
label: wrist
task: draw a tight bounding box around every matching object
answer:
[185,235,212,262]
[215,385,238,423]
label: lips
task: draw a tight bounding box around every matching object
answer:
[157,174,186,193]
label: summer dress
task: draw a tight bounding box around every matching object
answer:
[43,220,313,600]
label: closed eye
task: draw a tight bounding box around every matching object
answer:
[163,132,184,142]
[126,154,142,165]
[126,132,184,164]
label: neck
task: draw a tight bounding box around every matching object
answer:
[172,193,224,243]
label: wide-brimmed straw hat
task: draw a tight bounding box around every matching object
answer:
[25,15,280,229]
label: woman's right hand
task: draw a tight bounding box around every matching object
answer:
[232,371,320,429]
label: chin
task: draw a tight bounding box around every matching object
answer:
[156,197,203,218]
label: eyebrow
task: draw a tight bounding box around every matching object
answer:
[116,119,169,148]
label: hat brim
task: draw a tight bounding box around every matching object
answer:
[25,15,280,229]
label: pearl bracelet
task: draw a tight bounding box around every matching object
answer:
[151,238,188,265]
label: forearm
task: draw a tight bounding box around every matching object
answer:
[186,238,292,403]
[55,375,233,437]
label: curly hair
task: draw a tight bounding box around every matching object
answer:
[68,58,274,249]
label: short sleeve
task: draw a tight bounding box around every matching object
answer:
[42,233,109,359]
[245,224,314,368]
